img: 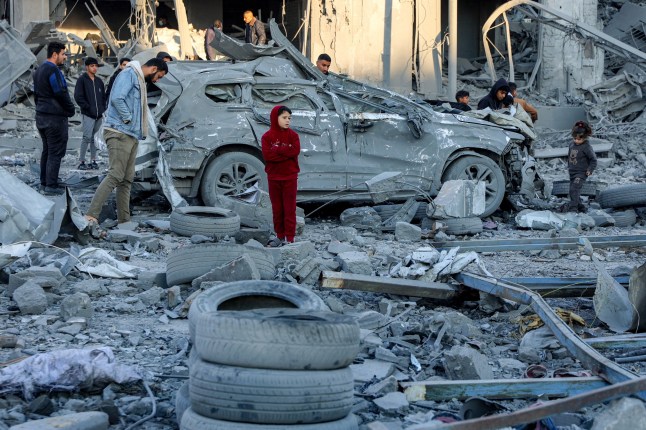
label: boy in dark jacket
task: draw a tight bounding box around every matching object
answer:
[33,42,76,195]
[261,106,300,247]
[74,57,106,170]
[567,121,597,212]
[477,78,510,110]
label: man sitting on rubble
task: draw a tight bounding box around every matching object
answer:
[477,78,510,111]
[74,57,106,170]
[106,57,130,103]
[509,82,538,123]
[243,10,266,45]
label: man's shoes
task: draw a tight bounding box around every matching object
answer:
[89,161,99,170]
[43,186,65,195]
[78,162,89,170]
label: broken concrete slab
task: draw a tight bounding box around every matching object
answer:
[364,376,399,397]
[327,240,359,255]
[333,226,359,242]
[591,397,646,430]
[8,411,109,430]
[60,293,94,322]
[191,254,260,288]
[373,392,410,415]
[136,287,164,307]
[430,180,485,219]
[594,262,636,333]
[340,207,382,229]
[395,222,421,242]
[335,251,374,275]
[365,171,404,204]
[444,345,494,380]
[12,281,48,315]
[350,359,396,383]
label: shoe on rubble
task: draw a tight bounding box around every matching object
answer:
[78,162,89,170]
[89,161,99,169]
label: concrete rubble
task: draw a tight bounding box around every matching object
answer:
[1,1,646,429]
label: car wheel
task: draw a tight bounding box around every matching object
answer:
[194,309,360,370]
[442,155,506,217]
[201,152,267,207]
[443,217,483,235]
[170,206,240,237]
[189,358,355,424]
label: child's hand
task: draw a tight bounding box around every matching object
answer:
[586,170,591,176]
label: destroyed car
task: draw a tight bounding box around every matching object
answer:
[135,20,532,217]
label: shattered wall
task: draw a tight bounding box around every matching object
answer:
[9,0,49,32]
[538,0,604,94]
[309,0,414,95]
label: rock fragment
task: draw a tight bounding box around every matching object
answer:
[444,345,494,380]
[12,281,48,315]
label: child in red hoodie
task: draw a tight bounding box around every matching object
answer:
[262,106,300,247]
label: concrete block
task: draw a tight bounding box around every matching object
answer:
[60,292,94,322]
[12,281,48,315]
[216,191,273,229]
[136,287,163,306]
[107,229,156,244]
[444,345,494,380]
[327,240,358,255]
[395,222,421,242]
[365,172,404,203]
[591,397,646,430]
[234,228,271,245]
[373,392,410,415]
[350,359,396,382]
[8,266,65,295]
[332,226,358,242]
[431,180,485,219]
[191,254,260,288]
[411,247,440,264]
[167,285,182,308]
[336,251,373,275]
[9,411,109,430]
[340,207,382,229]
[364,376,399,397]
[280,241,314,261]
[72,279,109,297]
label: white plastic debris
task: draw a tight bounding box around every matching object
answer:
[76,247,139,278]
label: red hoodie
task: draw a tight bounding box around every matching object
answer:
[261,106,301,180]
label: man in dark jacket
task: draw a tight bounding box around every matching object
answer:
[477,78,510,111]
[243,10,266,45]
[33,41,76,195]
[74,57,106,170]
[105,57,130,103]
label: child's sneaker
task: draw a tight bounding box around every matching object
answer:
[78,162,89,170]
[89,161,99,169]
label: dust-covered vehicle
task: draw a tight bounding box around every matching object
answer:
[136,20,532,217]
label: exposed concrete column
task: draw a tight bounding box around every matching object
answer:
[11,0,49,32]
[447,0,458,99]
[416,0,442,99]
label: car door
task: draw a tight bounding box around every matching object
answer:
[249,79,348,192]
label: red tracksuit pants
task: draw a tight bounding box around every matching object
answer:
[268,178,298,242]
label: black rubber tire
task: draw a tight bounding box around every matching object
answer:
[170,206,240,237]
[200,152,267,207]
[608,209,637,227]
[188,280,329,341]
[443,217,483,235]
[442,155,506,217]
[175,381,190,426]
[166,243,275,286]
[550,180,599,197]
[194,309,360,370]
[189,359,354,424]
[181,407,359,430]
[373,202,428,222]
[598,184,646,209]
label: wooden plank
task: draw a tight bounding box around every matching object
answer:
[321,271,458,299]
[402,377,608,401]
[534,142,613,159]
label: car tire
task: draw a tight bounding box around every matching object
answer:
[373,202,428,222]
[189,358,354,424]
[608,209,637,227]
[194,309,360,370]
[170,206,240,237]
[443,217,483,235]
[175,381,190,426]
[598,184,646,209]
[188,280,329,341]
[201,152,267,207]
[550,180,599,197]
[442,155,506,217]
[181,407,359,430]
[166,244,275,286]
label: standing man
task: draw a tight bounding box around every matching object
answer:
[74,57,106,170]
[105,57,130,103]
[509,82,538,123]
[205,19,223,60]
[477,78,510,111]
[33,41,76,195]
[315,53,331,75]
[84,58,167,227]
[243,10,266,45]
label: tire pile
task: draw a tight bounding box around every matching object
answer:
[597,184,646,228]
[176,280,361,430]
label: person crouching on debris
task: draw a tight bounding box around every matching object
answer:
[74,57,106,170]
[566,121,597,213]
[262,106,300,247]
[477,78,510,110]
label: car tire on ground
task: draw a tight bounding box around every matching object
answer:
[442,155,506,217]
[194,309,360,370]
[166,244,275,286]
[443,217,483,235]
[598,184,646,209]
[170,206,240,237]
[175,381,190,426]
[188,280,328,341]
[180,407,359,430]
[201,152,267,207]
[608,209,637,227]
[189,359,354,424]
[550,180,599,197]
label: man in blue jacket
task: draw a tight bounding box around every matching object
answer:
[33,42,76,195]
[74,57,106,170]
[84,58,167,227]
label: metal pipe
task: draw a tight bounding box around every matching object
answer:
[448,0,458,99]
[503,11,514,83]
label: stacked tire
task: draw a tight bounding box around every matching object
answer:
[170,206,241,238]
[597,184,646,228]
[178,281,361,430]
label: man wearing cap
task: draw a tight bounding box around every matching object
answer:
[33,41,76,195]
[74,57,106,170]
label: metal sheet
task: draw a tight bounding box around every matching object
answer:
[0,21,37,94]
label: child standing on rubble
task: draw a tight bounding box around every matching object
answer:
[262,105,301,247]
[566,121,597,213]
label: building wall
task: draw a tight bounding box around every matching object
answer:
[538,0,604,94]
[10,0,49,32]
